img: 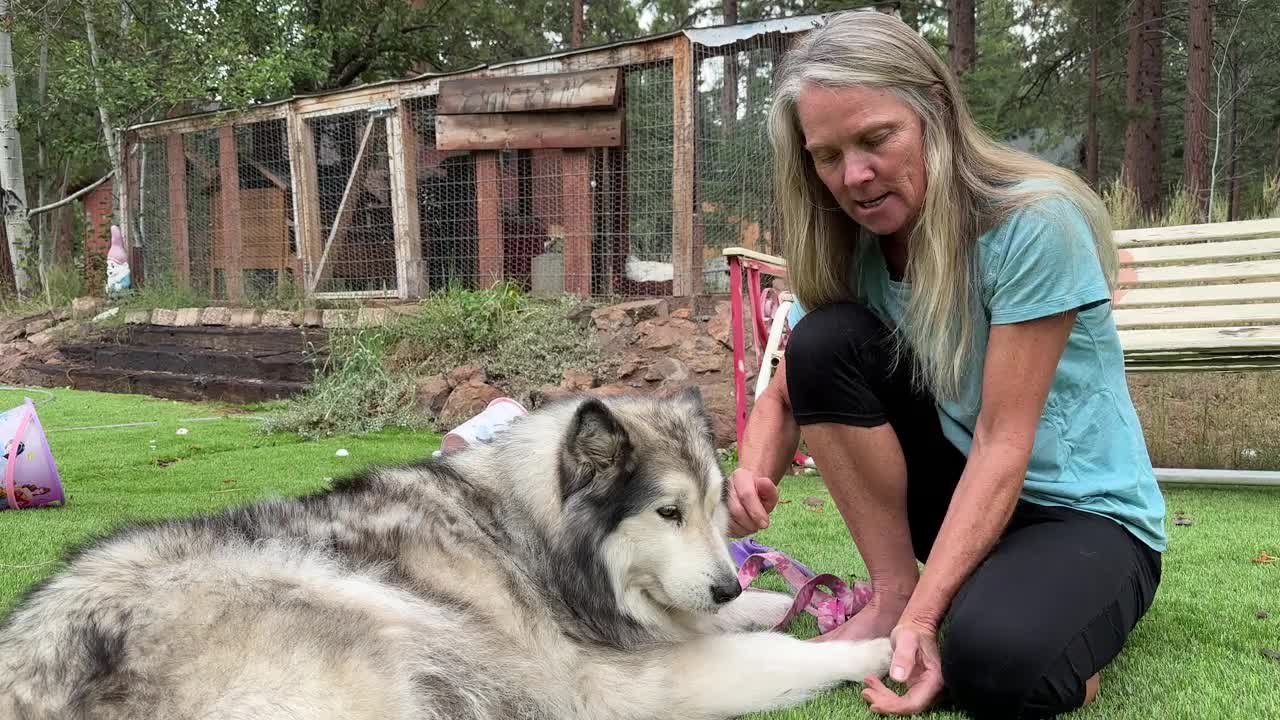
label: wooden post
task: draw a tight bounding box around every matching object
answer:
[475,151,502,288]
[287,109,322,296]
[217,125,244,301]
[387,104,425,299]
[671,34,699,297]
[165,133,191,286]
[563,149,593,296]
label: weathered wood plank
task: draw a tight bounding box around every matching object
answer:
[475,152,502,287]
[1113,280,1280,308]
[165,135,191,286]
[1114,218,1280,247]
[1118,324,1280,353]
[287,110,323,290]
[387,106,425,298]
[435,111,623,151]
[217,126,244,301]
[562,149,593,296]
[437,69,622,115]
[672,34,696,296]
[1114,302,1280,329]
[1120,258,1280,287]
[1119,237,1280,266]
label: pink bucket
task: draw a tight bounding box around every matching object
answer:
[1,398,65,511]
[441,397,528,454]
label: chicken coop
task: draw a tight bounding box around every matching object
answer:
[119,11,874,303]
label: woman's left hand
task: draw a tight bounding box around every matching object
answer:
[861,622,944,716]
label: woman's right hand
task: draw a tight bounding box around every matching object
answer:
[726,467,780,537]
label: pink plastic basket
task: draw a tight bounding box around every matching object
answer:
[1,398,65,511]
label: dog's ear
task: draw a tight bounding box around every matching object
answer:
[560,398,632,498]
[674,384,704,412]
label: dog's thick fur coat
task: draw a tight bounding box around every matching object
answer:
[0,390,890,719]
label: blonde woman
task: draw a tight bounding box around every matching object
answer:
[728,11,1166,718]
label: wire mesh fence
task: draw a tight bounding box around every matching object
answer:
[123,15,827,303]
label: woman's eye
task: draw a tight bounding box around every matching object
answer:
[656,506,683,522]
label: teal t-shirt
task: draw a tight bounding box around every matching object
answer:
[787,191,1168,553]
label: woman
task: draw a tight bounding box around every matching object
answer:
[728,11,1166,719]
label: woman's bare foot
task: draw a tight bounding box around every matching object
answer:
[809,592,909,643]
[1084,673,1100,705]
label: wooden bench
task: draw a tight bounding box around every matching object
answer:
[723,217,1280,486]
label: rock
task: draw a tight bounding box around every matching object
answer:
[357,307,388,327]
[440,380,505,425]
[27,329,57,348]
[676,335,728,374]
[174,308,202,327]
[694,382,739,448]
[151,309,178,326]
[414,374,453,418]
[125,310,151,325]
[261,309,301,328]
[71,296,105,319]
[565,302,596,328]
[644,357,690,385]
[302,308,324,327]
[616,353,646,379]
[587,383,637,398]
[200,307,232,325]
[534,384,572,407]
[705,301,741,350]
[50,308,70,322]
[448,364,487,387]
[91,307,120,323]
[671,308,692,320]
[591,299,669,333]
[560,368,596,391]
[229,309,262,327]
[24,319,54,336]
[636,317,698,352]
[322,309,355,329]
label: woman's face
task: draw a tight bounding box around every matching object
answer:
[795,83,928,244]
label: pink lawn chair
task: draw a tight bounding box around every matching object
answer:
[722,247,813,468]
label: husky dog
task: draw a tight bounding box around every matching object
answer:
[0,389,890,720]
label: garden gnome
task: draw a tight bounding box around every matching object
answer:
[105,225,131,295]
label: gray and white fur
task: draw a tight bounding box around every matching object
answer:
[0,388,890,719]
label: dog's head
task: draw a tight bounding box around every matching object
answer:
[556,388,741,623]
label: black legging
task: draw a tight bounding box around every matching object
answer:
[784,301,1161,719]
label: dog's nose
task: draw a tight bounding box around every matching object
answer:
[710,579,743,605]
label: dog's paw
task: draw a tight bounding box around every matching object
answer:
[844,637,893,681]
[715,588,795,631]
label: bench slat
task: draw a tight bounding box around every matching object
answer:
[1118,324,1280,353]
[1119,237,1280,266]
[1121,259,1280,287]
[1114,302,1280,328]
[1113,280,1280,308]
[1114,218,1280,248]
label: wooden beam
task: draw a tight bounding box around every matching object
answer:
[437,69,622,114]
[387,105,425,299]
[287,109,322,294]
[132,105,287,141]
[1115,302,1280,329]
[435,110,623,151]
[165,134,191,286]
[1114,280,1280,308]
[217,125,245,301]
[475,151,502,287]
[308,116,377,294]
[671,34,697,296]
[563,149,593,296]
[1115,217,1280,247]
[245,156,290,192]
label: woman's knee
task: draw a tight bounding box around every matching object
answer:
[783,302,895,425]
[940,605,1088,719]
[783,301,888,377]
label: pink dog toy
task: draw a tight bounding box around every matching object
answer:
[734,546,874,635]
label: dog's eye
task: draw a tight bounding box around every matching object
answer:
[656,506,682,522]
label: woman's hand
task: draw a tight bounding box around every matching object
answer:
[726,467,779,537]
[861,622,944,716]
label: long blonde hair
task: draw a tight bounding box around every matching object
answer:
[768,10,1116,401]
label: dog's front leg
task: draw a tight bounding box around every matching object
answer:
[595,632,891,720]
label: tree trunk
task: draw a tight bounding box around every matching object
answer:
[1085,0,1100,187]
[571,0,583,48]
[900,1,920,31]
[36,24,50,276]
[948,0,975,76]
[1122,0,1163,218]
[0,0,32,294]
[84,7,123,231]
[1182,0,1212,221]
[721,0,738,133]
[1228,39,1243,221]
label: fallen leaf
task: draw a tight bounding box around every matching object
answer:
[1262,648,1280,662]
[1257,610,1270,620]
[222,478,237,484]
[777,499,793,505]
[1173,511,1194,526]
[1253,552,1277,564]
[803,496,825,508]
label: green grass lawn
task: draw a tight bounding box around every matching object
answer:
[1,387,1277,718]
